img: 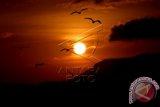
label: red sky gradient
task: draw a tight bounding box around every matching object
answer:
[0,0,160,84]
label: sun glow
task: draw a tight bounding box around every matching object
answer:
[73,42,86,55]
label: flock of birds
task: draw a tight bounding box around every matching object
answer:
[11,8,102,68]
[71,8,102,24]
[60,8,102,53]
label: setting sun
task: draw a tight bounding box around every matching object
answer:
[73,42,86,55]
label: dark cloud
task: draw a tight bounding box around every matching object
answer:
[0,0,60,13]
[70,0,152,4]
[109,17,160,41]
[0,0,157,11]
[59,0,155,9]
[73,0,86,3]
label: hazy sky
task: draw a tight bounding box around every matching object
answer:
[0,0,160,84]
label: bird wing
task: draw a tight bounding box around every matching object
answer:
[95,20,102,24]
[70,11,79,15]
[84,18,94,22]
[35,63,44,68]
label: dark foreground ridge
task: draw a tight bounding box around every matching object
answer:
[0,53,160,106]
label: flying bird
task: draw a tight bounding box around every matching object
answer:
[12,46,29,50]
[60,48,72,52]
[70,8,88,15]
[84,18,102,24]
[35,63,44,68]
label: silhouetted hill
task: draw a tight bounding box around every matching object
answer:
[0,53,160,106]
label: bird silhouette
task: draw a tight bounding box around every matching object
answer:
[60,48,73,52]
[35,63,44,68]
[70,8,88,15]
[84,18,102,24]
[12,46,29,50]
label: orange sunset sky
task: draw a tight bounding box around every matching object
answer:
[0,0,160,84]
